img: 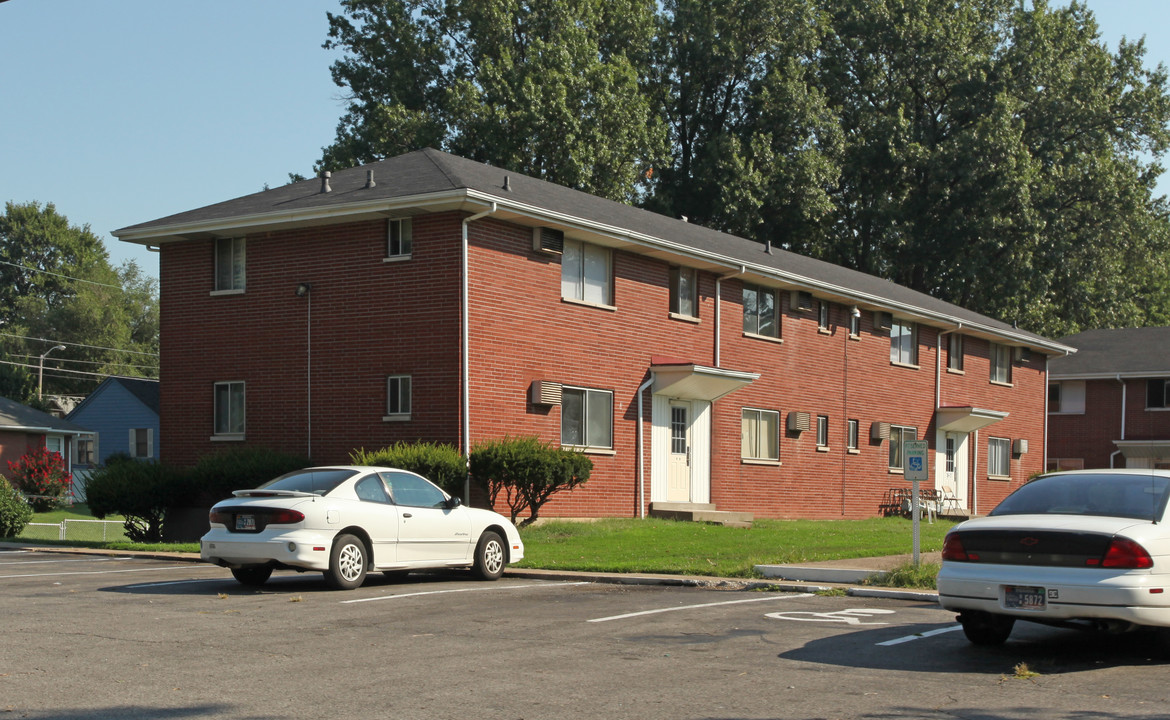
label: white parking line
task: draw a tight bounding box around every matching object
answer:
[0,557,118,566]
[0,565,201,580]
[876,625,963,646]
[341,581,591,604]
[588,592,816,623]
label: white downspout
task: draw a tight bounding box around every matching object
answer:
[714,266,746,367]
[1111,374,1126,468]
[973,429,979,516]
[461,202,497,502]
[637,374,655,518]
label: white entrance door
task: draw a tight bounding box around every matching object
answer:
[938,431,968,509]
[667,402,691,502]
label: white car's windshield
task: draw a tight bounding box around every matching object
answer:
[257,469,358,496]
[990,473,1170,521]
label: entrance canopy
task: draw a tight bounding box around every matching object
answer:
[1114,440,1170,459]
[936,406,1008,433]
[650,359,758,402]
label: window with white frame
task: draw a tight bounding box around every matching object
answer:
[213,382,245,437]
[129,428,153,458]
[817,301,830,331]
[889,320,917,365]
[741,408,779,461]
[385,375,412,419]
[76,436,96,465]
[988,437,1011,477]
[847,419,859,451]
[561,239,612,306]
[816,415,829,448]
[742,284,778,338]
[561,387,612,449]
[669,266,697,318]
[948,334,964,371]
[990,343,1012,384]
[888,425,917,470]
[1049,380,1085,414]
[386,218,413,259]
[1147,379,1170,409]
[214,237,245,292]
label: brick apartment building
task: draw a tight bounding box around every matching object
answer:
[1048,327,1170,471]
[114,149,1071,519]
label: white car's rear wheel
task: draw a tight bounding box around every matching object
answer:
[230,566,273,587]
[473,531,506,581]
[324,534,368,590]
[959,611,1015,646]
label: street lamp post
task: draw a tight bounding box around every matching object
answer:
[38,345,66,400]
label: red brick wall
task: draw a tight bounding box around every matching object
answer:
[1048,378,1170,469]
[158,209,1048,518]
[0,430,43,475]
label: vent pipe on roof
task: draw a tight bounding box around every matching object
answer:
[320,171,332,193]
[365,170,376,189]
[503,175,511,191]
[764,239,773,254]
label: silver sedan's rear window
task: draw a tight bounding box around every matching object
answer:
[257,469,359,496]
[991,473,1170,521]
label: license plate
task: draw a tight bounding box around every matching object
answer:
[235,514,256,531]
[1004,585,1046,610]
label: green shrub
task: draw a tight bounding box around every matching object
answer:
[350,442,466,496]
[85,460,178,542]
[184,446,311,505]
[470,436,591,526]
[0,476,33,538]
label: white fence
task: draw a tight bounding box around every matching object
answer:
[22,519,127,543]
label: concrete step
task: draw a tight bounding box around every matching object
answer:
[649,503,753,528]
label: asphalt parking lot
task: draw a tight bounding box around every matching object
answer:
[3,549,1170,719]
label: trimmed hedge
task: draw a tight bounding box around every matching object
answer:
[470,436,591,526]
[350,442,466,496]
[0,476,33,538]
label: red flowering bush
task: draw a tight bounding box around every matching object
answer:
[7,447,72,512]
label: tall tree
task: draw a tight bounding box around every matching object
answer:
[321,0,668,202]
[0,201,159,398]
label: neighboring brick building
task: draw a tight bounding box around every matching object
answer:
[0,395,90,494]
[1048,327,1170,471]
[114,149,1070,519]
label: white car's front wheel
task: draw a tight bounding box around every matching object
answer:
[473,531,506,581]
[325,534,368,590]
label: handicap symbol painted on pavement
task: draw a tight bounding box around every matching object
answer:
[765,608,897,625]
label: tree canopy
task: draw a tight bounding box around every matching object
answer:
[317,0,1170,337]
[0,201,159,400]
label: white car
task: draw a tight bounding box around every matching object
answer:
[937,469,1170,648]
[201,466,525,589]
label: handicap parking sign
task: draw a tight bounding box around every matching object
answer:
[908,456,923,473]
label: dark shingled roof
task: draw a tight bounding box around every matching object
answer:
[0,396,90,434]
[115,148,1067,352]
[1049,327,1170,377]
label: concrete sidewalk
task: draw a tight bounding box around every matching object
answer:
[0,541,941,602]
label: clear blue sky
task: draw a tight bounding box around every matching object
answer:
[1,0,1167,280]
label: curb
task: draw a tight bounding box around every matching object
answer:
[0,542,938,601]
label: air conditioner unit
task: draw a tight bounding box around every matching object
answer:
[787,411,811,432]
[1012,438,1028,455]
[529,380,562,406]
[870,421,891,441]
[875,312,893,330]
[790,290,813,312]
[532,227,565,255]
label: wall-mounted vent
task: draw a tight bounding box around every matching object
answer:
[874,311,893,330]
[1014,347,1032,362]
[787,411,811,432]
[790,290,814,312]
[870,421,891,440]
[529,380,562,406]
[1013,438,1029,455]
[532,227,565,255]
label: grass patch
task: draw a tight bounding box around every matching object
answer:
[14,503,131,544]
[864,561,940,590]
[515,516,956,578]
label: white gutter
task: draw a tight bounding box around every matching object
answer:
[714,266,746,367]
[1111,374,1127,469]
[636,374,655,518]
[462,202,498,502]
[1044,356,1049,473]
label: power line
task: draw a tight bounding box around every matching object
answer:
[0,358,157,381]
[0,259,123,290]
[11,353,157,372]
[0,331,158,357]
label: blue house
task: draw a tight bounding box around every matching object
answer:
[66,377,160,498]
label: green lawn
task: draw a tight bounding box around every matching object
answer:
[514,516,956,578]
